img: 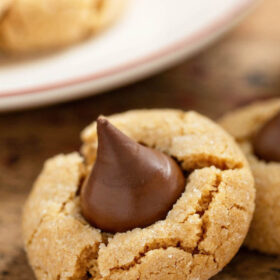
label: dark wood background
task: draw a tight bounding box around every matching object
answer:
[1,0,280,279]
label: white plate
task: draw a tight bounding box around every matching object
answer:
[0,0,257,111]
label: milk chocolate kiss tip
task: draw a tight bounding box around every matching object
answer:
[253,112,280,162]
[81,118,186,233]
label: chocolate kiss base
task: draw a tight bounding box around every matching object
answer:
[253,112,280,162]
[81,118,186,233]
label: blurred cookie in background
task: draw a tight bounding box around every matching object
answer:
[219,99,280,255]
[0,0,126,54]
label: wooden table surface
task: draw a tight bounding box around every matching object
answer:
[1,0,280,279]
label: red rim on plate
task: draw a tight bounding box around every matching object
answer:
[0,0,256,98]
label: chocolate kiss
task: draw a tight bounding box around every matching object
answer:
[81,118,186,233]
[253,112,280,162]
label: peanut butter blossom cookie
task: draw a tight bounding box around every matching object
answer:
[219,99,280,254]
[0,0,126,53]
[22,110,255,280]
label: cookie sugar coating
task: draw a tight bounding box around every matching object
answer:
[23,110,255,280]
[219,99,280,254]
[0,0,126,53]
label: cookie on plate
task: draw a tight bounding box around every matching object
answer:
[219,99,280,255]
[22,109,255,280]
[0,0,126,53]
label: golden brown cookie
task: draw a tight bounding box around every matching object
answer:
[0,0,126,53]
[219,99,280,255]
[22,109,255,280]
